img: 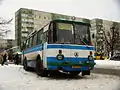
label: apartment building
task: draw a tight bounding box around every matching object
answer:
[91,18,120,56]
[15,8,90,47]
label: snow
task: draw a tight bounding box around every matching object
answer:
[95,60,120,70]
[0,64,120,90]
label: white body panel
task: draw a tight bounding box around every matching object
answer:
[43,43,47,68]
[46,49,94,58]
[25,51,42,60]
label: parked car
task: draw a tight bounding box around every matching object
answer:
[110,53,120,61]
[94,52,105,60]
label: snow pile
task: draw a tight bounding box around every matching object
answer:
[95,60,120,70]
[0,65,120,90]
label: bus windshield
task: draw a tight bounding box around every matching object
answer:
[56,23,73,43]
[55,22,90,45]
[74,24,90,45]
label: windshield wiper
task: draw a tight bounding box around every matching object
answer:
[78,36,88,45]
[78,36,91,49]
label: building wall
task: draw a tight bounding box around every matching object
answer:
[91,18,120,56]
[91,19,105,52]
[20,8,34,44]
[33,10,52,31]
[90,19,97,46]
[15,9,22,46]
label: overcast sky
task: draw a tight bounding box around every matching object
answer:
[0,0,120,39]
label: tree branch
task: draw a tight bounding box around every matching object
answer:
[0,18,13,25]
[103,29,110,45]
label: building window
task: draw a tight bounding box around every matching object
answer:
[39,16,41,19]
[22,28,28,32]
[22,33,28,37]
[34,15,36,18]
[44,16,46,19]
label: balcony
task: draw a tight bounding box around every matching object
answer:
[22,31,28,33]
[22,33,28,38]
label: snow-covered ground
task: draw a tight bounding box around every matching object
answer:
[95,60,120,69]
[0,64,120,90]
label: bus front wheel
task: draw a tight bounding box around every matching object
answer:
[35,59,48,77]
[82,70,90,76]
[69,71,80,77]
[23,58,29,71]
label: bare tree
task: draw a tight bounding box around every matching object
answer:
[0,0,13,37]
[103,22,119,57]
[0,18,13,38]
[0,18,13,25]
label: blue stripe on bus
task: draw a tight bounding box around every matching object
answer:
[47,44,95,50]
[47,57,94,71]
[23,44,43,54]
[47,57,88,63]
[47,66,89,71]
[23,44,95,54]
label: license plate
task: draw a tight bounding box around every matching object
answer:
[72,66,81,68]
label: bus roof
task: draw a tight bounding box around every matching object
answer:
[52,19,91,26]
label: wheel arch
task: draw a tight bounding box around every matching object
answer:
[36,54,41,61]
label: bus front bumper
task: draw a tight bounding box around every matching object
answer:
[47,62,96,71]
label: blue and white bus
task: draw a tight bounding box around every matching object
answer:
[22,19,96,77]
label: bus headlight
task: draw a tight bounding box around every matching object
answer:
[56,54,64,60]
[88,51,93,61]
[56,50,64,60]
[88,56,93,61]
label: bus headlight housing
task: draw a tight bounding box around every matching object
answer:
[56,50,64,60]
[88,56,93,61]
[56,54,64,60]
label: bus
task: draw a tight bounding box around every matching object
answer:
[22,19,96,77]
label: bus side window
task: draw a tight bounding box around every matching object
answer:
[48,22,53,43]
[31,35,34,47]
[41,34,44,43]
[27,39,29,48]
[31,34,37,47]
[26,39,29,48]
[42,32,47,43]
[24,41,26,49]
[53,22,57,43]
[33,34,37,46]
[28,37,32,48]
[37,29,43,45]
[22,41,26,50]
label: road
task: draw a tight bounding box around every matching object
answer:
[0,64,120,90]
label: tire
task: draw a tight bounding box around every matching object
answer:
[35,55,48,77]
[49,71,60,77]
[23,58,30,71]
[82,70,90,76]
[69,71,80,77]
